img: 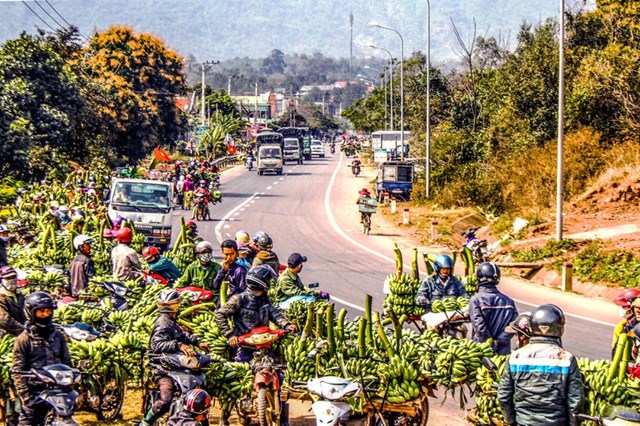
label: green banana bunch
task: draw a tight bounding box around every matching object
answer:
[284,336,316,383]
[0,335,15,389]
[206,360,253,412]
[384,273,425,317]
[472,355,508,425]
[431,296,469,314]
[378,355,421,403]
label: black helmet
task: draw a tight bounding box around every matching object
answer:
[476,262,501,286]
[530,304,565,337]
[24,291,55,324]
[246,265,276,291]
[183,388,211,415]
[256,234,273,251]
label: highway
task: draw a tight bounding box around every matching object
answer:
[169,147,618,423]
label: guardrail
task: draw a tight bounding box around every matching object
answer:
[212,155,240,169]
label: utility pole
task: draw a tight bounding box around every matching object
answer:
[228,76,232,95]
[350,12,354,80]
[254,81,259,125]
[200,60,218,126]
[556,0,566,241]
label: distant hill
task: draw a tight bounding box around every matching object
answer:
[0,0,596,65]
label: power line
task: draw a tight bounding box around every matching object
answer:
[43,0,91,42]
[34,1,66,32]
[22,1,57,33]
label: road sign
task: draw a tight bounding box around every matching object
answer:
[374,149,388,163]
[194,126,210,137]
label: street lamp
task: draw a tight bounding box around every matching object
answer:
[426,0,431,198]
[556,0,565,240]
[369,45,394,131]
[370,23,405,160]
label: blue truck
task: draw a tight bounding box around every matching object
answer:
[375,161,415,202]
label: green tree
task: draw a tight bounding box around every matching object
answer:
[85,26,187,163]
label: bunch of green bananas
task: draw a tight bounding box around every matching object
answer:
[378,355,421,403]
[80,308,105,325]
[284,336,316,383]
[109,331,145,382]
[188,313,229,358]
[167,243,196,273]
[54,304,83,324]
[578,358,639,416]
[92,247,112,275]
[68,338,117,375]
[129,284,165,316]
[131,232,145,254]
[384,273,425,317]
[472,355,508,425]
[283,299,311,329]
[431,296,469,313]
[462,275,478,296]
[0,335,15,389]
[206,360,253,412]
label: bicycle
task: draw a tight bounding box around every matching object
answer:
[358,198,377,235]
[362,213,372,235]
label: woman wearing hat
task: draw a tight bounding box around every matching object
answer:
[356,188,373,224]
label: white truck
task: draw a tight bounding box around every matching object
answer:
[256,130,284,175]
[107,178,174,250]
[283,137,303,164]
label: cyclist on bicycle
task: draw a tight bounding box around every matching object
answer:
[356,188,373,224]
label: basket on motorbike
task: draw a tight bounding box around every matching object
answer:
[358,198,378,214]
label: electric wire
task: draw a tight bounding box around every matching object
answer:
[34,1,67,32]
[22,1,58,33]
[44,0,92,42]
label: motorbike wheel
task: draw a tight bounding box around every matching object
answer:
[96,379,126,421]
[376,397,429,426]
[256,385,279,426]
[363,214,371,235]
[364,412,388,426]
[195,205,204,221]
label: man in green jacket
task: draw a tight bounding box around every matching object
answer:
[175,241,221,302]
[273,253,325,304]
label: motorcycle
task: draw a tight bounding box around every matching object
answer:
[330,144,336,154]
[61,280,132,312]
[246,156,254,171]
[349,163,361,177]
[19,364,82,425]
[193,193,210,221]
[235,327,288,426]
[577,408,640,426]
[143,352,213,424]
[177,286,214,305]
[461,227,490,265]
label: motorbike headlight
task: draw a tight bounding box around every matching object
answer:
[53,370,74,386]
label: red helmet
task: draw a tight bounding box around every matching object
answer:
[614,288,640,307]
[186,220,197,230]
[199,180,207,187]
[115,227,133,243]
[142,246,160,261]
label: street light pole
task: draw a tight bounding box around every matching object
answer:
[254,81,258,125]
[426,0,431,198]
[369,45,394,131]
[370,24,405,160]
[556,0,565,241]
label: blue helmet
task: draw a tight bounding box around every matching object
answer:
[433,254,453,274]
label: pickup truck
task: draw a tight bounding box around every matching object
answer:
[375,161,415,201]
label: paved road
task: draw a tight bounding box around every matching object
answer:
[170,149,619,424]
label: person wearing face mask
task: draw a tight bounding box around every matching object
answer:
[69,235,96,298]
[175,241,222,302]
[416,254,467,310]
[13,291,71,425]
[0,266,26,338]
[139,289,208,426]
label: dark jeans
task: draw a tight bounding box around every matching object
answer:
[18,395,49,426]
[152,376,176,417]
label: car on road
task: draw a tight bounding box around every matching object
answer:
[310,140,325,158]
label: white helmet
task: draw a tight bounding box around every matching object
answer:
[195,241,213,254]
[59,205,70,214]
[73,234,93,250]
[157,289,182,313]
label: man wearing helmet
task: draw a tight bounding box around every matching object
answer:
[251,233,280,274]
[167,388,212,426]
[69,235,96,298]
[111,227,142,281]
[175,241,222,302]
[215,265,296,426]
[13,291,72,425]
[416,254,467,310]
[143,246,182,283]
[498,304,584,426]
[0,266,26,337]
[140,289,208,426]
[469,262,518,355]
[191,180,211,220]
[504,313,532,350]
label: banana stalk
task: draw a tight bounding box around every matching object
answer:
[411,248,419,280]
[393,243,403,278]
[373,311,394,360]
[358,317,366,358]
[423,253,434,275]
[365,294,373,347]
[326,304,336,357]
[220,281,229,306]
[618,334,632,382]
[315,311,324,339]
[302,302,314,340]
[336,308,347,343]
[388,309,403,352]
[179,301,218,318]
[609,332,627,383]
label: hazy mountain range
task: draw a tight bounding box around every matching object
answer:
[1,0,595,65]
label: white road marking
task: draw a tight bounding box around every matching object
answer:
[215,192,260,243]
[279,177,284,181]
[233,212,240,216]
[273,181,279,185]
[324,155,614,327]
[266,186,272,190]
[224,225,230,229]
[331,296,365,312]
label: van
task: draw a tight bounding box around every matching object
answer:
[283,138,302,164]
[108,178,174,249]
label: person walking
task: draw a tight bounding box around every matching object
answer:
[497,304,584,426]
[469,262,518,355]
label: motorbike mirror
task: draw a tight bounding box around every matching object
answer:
[308,282,319,289]
[481,357,497,371]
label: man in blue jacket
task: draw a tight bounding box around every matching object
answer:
[143,246,182,282]
[498,304,583,426]
[213,239,247,302]
[469,262,518,355]
[416,254,467,310]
